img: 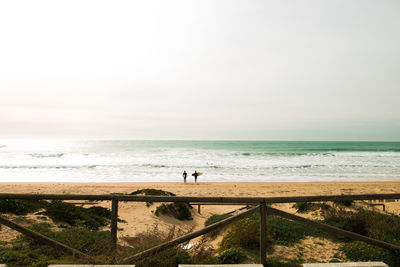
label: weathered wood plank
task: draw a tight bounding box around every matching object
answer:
[259,202,267,267]
[49,265,135,267]
[111,198,119,262]
[1,193,400,204]
[179,265,263,267]
[303,262,388,267]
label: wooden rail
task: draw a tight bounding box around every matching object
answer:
[1,193,400,267]
[1,193,400,203]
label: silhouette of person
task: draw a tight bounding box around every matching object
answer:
[193,170,199,183]
[183,170,187,183]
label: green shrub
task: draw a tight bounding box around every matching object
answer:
[292,202,330,213]
[220,213,325,251]
[293,202,316,213]
[131,189,176,206]
[268,216,322,246]
[122,224,193,266]
[323,207,400,265]
[0,199,47,215]
[17,222,112,259]
[266,257,302,267]
[217,248,246,264]
[323,208,400,242]
[333,199,353,207]
[135,247,193,267]
[54,228,111,256]
[204,213,233,238]
[220,213,266,250]
[205,214,232,226]
[43,200,111,230]
[0,249,49,267]
[155,202,192,220]
[0,222,111,266]
[130,188,176,196]
[341,241,400,266]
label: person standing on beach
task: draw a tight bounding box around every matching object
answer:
[183,170,187,183]
[193,170,198,183]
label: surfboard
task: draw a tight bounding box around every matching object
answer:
[192,172,203,176]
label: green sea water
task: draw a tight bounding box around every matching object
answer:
[0,140,399,182]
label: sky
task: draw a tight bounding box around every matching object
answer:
[0,0,399,141]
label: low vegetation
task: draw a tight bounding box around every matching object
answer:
[41,200,111,230]
[205,213,232,226]
[204,213,233,237]
[332,199,354,207]
[0,199,111,231]
[216,248,247,264]
[220,213,264,250]
[322,207,400,266]
[0,222,111,267]
[292,202,330,213]
[219,213,323,251]
[268,216,324,246]
[130,189,176,207]
[129,188,193,220]
[130,188,176,197]
[155,202,193,220]
[0,199,47,215]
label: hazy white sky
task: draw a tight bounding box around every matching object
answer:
[1,0,399,140]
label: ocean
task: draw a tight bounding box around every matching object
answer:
[0,140,399,182]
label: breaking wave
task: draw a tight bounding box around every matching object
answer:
[29,153,64,158]
[0,165,96,169]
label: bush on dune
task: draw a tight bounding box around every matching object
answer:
[0,199,111,231]
[130,188,176,207]
[323,208,400,241]
[322,207,400,265]
[220,213,321,251]
[42,200,111,230]
[292,202,330,213]
[217,248,247,264]
[21,223,112,257]
[130,188,176,197]
[205,214,233,226]
[268,216,323,246]
[220,213,266,250]
[155,202,193,220]
[0,199,47,215]
[135,248,193,267]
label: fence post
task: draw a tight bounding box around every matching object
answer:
[260,201,267,266]
[111,197,119,262]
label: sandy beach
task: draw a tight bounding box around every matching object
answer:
[3,181,400,197]
[2,181,400,199]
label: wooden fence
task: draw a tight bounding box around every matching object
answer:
[1,193,400,266]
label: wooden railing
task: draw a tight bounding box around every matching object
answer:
[1,193,400,266]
